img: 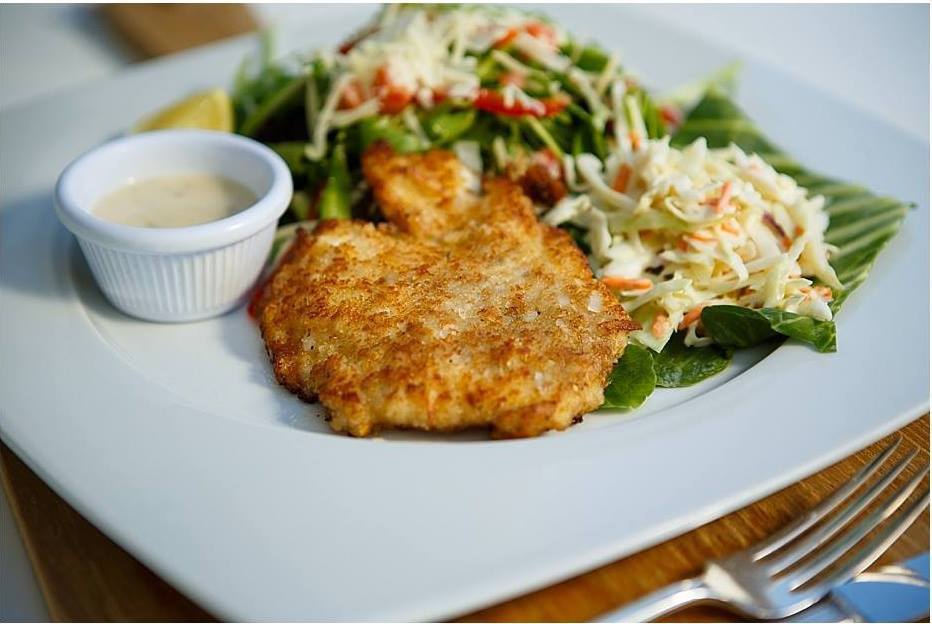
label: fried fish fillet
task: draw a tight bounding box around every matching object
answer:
[257,144,638,437]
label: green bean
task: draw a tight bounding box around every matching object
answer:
[358,117,422,153]
[475,54,500,82]
[523,117,564,159]
[424,108,475,144]
[571,132,584,156]
[566,102,607,158]
[637,90,667,139]
[319,143,351,220]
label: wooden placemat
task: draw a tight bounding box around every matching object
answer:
[101,4,258,58]
[2,415,927,622]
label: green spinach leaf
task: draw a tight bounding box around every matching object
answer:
[701,306,777,348]
[601,345,656,409]
[759,309,837,353]
[652,331,732,387]
[701,305,836,352]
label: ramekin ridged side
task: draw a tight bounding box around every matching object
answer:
[54,130,292,322]
[77,224,275,322]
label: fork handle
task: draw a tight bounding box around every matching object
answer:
[592,577,715,622]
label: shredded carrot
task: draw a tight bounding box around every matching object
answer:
[814,286,834,301]
[602,276,652,291]
[499,72,526,88]
[762,212,792,250]
[688,231,716,243]
[612,164,632,193]
[794,226,805,237]
[721,221,741,235]
[651,312,670,338]
[714,180,733,213]
[493,27,520,49]
[659,104,681,127]
[677,305,706,330]
[677,238,689,251]
[628,130,641,151]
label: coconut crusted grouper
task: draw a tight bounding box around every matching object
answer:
[255,143,639,438]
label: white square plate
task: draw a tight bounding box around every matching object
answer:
[1,5,928,620]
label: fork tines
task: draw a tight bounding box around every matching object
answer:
[751,435,929,592]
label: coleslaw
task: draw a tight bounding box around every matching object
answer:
[544,103,842,351]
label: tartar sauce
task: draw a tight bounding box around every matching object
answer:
[94,173,256,228]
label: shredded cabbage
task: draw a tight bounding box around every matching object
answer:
[554,106,842,351]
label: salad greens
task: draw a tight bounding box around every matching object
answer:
[230,6,667,224]
[602,344,655,409]
[650,331,732,388]
[226,6,908,415]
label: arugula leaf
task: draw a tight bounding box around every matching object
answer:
[634,89,667,140]
[267,141,309,175]
[652,331,732,387]
[658,61,741,110]
[239,74,306,138]
[601,345,656,409]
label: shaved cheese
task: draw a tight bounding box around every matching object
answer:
[568,68,608,129]
[330,98,380,127]
[512,32,571,72]
[575,154,636,212]
[306,73,353,161]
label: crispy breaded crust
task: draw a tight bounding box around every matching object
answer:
[257,146,638,437]
[361,142,479,238]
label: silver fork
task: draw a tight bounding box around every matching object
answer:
[595,436,929,622]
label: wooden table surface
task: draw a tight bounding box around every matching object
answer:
[2,416,927,622]
[3,6,928,621]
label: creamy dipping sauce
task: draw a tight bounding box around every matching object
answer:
[94,173,257,228]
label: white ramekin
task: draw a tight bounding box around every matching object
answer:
[55,130,293,322]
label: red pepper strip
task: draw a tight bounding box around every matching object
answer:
[494,21,557,49]
[493,27,520,49]
[473,89,568,118]
[373,65,413,114]
[659,104,682,127]
[338,24,379,54]
[524,22,557,46]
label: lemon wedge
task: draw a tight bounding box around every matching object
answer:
[134,89,234,133]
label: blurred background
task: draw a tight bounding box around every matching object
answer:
[0,3,928,141]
